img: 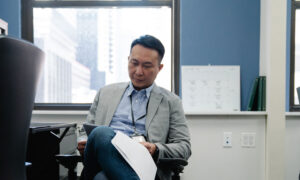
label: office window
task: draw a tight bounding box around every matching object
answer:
[291,0,300,110]
[21,0,179,110]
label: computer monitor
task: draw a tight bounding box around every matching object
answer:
[0,18,8,35]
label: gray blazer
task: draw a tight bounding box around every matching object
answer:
[86,82,191,179]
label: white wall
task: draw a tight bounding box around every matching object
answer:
[286,114,300,180]
[182,114,265,180]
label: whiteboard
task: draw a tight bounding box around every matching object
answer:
[182,66,240,113]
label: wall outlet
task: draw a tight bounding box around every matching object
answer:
[223,132,232,148]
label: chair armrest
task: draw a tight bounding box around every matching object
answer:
[55,154,82,170]
[157,158,188,174]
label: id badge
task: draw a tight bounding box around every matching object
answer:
[131,133,146,143]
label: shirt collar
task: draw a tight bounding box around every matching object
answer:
[127,82,154,98]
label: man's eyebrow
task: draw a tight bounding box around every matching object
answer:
[143,62,153,65]
[130,58,138,62]
[130,58,153,65]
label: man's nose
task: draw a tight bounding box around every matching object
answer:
[135,66,143,75]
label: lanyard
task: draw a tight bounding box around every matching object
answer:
[129,94,147,135]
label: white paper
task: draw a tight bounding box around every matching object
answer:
[111,131,157,180]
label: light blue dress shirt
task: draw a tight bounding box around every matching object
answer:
[109,82,153,137]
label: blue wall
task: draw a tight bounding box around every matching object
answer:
[181,0,261,111]
[0,0,21,38]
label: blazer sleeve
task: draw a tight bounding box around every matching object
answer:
[154,96,192,161]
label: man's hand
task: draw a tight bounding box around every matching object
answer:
[140,142,157,155]
[77,140,87,156]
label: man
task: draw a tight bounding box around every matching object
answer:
[78,35,191,180]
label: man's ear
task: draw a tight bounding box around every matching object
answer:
[159,64,164,71]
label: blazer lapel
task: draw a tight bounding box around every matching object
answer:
[146,84,163,132]
[104,83,129,126]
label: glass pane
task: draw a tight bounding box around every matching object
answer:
[295,10,300,104]
[33,7,171,103]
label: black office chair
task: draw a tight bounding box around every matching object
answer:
[0,36,45,180]
[56,154,188,180]
[56,154,83,180]
[157,158,188,180]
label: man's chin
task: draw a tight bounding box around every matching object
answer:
[132,82,146,90]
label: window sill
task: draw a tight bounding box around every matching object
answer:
[185,111,267,116]
[286,112,300,117]
[32,110,89,115]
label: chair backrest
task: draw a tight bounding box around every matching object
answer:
[0,36,44,180]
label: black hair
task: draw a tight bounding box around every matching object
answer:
[130,35,165,63]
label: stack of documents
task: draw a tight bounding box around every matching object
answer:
[111,131,157,180]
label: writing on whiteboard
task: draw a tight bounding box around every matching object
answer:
[182,66,240,113]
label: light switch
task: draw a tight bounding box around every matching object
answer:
[241,132,256,148]
[248,133,256,147]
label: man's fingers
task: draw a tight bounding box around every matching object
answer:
[78,140,87,148]
[78,140,87,145]
[140,142,156,155]
[140,142,151,149]
[77,140,87,155]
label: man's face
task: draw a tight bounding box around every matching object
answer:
[128,44,163,90]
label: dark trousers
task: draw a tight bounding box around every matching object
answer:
[83,126,139,180]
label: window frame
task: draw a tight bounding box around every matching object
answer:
[290,0,300,111]
[21,0,180,110]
